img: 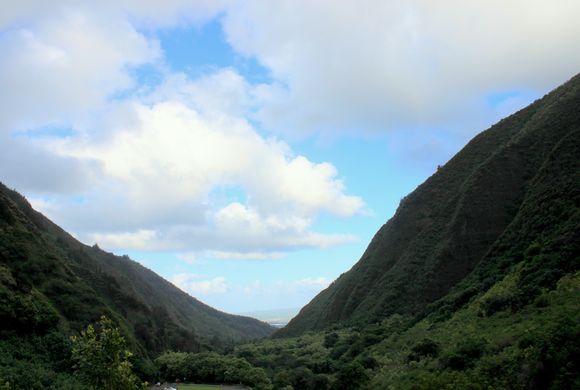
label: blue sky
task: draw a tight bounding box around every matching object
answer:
[1,1,579,317]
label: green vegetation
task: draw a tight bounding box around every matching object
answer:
[71,316,145,389]
[155,352,270,389]
[176,385,249,390]
[0,180,273,385]
[197,270,576,389]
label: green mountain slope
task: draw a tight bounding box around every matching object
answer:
[0,184,273,358]
[279,73,580,337]
[234,269,579,389]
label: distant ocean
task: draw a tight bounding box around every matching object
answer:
[238,308,300,328]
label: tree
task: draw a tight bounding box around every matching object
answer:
[323,332,339,348]
[71,316,144,390]
[333,362,369,390]
[155,351,188,380]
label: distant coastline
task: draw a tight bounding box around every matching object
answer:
[238,308,300,328]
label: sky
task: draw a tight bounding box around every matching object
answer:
[1,0,580,317]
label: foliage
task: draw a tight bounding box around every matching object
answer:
[323,332,339,348]
[440,338,487,370]
[71,316,144,390]
[407,338,440,362]
[155,351,271,389]
[333,361,369,390]
[0,181,273,365]
[0,180,274,388]
[212,269,580,389]
[0,330,88,390]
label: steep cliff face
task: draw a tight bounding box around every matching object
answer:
[0,184,274,358]
[279,73,580,337]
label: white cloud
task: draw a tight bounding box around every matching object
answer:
[295,277,331,288]
[0,6,159,132]
[206,250,286,260]
[171,274,227,296]
[149,69,257,118]
[177,253,201,265]
[0,1,364,258]
[88,229,159,251]
[221,0,580,136]
[0,134,101,194]
[212,202,356,247]
[0,1,224,196]
[177,250,285,263]
[0,1,226,31]
[196,276,336,313]
[34,86,361,252]
[8,1,576,259]
[241,277,332,297]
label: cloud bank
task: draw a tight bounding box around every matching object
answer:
[2,0,580,258]
[223,0,580,135]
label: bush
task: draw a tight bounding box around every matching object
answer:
[407,338,441,362]
[332,362,369,390]
[323,332,339,348]
[441,338,487,370]
[480,294,516,316]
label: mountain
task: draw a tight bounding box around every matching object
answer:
[218,74,579,390]
[0,184,273,362]
[279,73,580,337]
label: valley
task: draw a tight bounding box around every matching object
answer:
[1,73,578,389]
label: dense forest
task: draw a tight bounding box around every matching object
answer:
[1,74,579,389]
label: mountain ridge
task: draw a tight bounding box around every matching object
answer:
[0,183,274,358]
[278,72,580,337]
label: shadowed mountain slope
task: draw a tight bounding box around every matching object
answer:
[279,73,580,337]
[0,184,274,358]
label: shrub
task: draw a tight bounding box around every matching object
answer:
[407,338,441,362]
[323,332,339,348]
[441,338,487,370]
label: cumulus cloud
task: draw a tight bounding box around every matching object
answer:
[177,250,286,264]
[0,134,100,194]
[43,95,363,253]
[60,99,361,215]
[206,250,286,261]
[0,1,163,197]
[148,69,257,118]
[222,0,580,135]
[0,0,225,31]
[4,0,576,259]
[0,6,159,132]
[295,277,331,288]
[171,274,228,296]
[30,71,361,253]
[88,230,159,251]
[169,274,332,310]
[241,277,332,297]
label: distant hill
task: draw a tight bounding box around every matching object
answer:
[279,73,580,337]
[0,184,273,362]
